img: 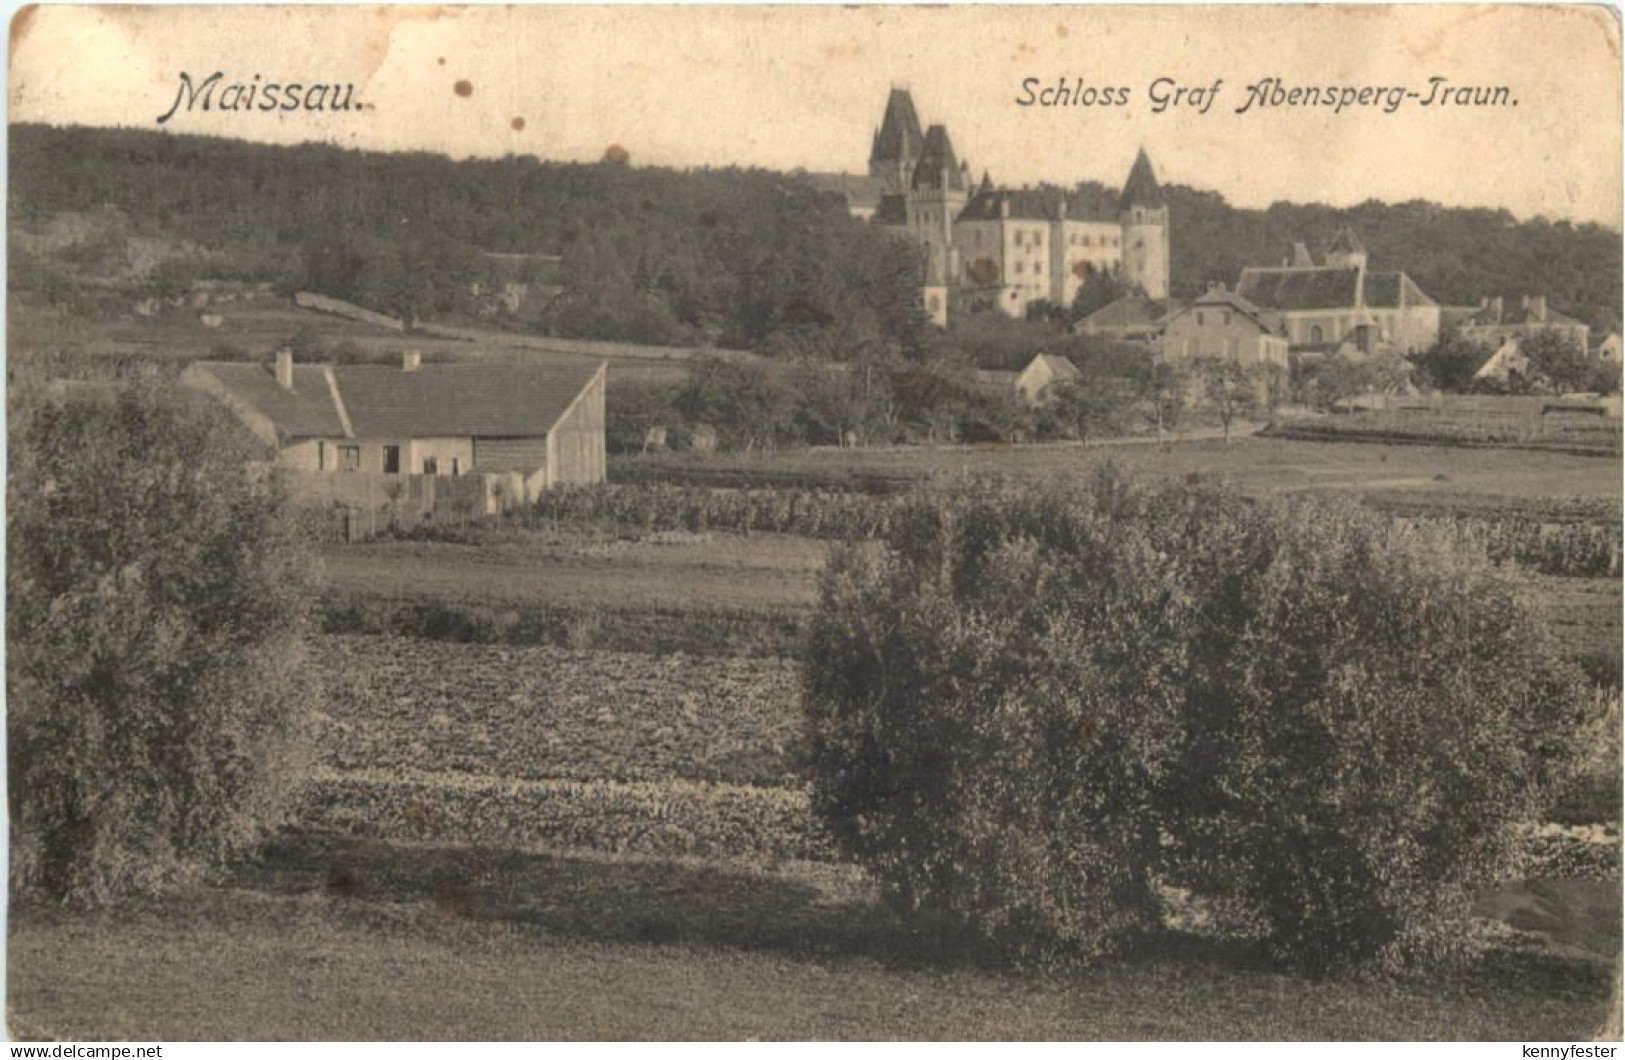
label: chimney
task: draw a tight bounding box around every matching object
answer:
[1206,280,1225,293]
[275,347,293,390]
[999,197,1010,219]
[403,350,422,372]
[1057,198,1068,221]
[1523,294,1547,321]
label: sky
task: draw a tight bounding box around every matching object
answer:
[9,5,1622,227]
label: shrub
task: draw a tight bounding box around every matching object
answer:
[801,469,1591,971]
[8,380,314,904]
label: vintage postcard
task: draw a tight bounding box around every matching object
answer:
[6,4,1622,1044]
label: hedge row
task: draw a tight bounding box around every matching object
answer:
[298,769,834,863]
[1264,420,1621,456]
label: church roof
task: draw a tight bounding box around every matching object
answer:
[871,88,924,166]
[1364,271,1436,309]
[1184,285,1279,333]
[1120,148,1164,209]
[1236,266,1362,311]
[911,125,966,192]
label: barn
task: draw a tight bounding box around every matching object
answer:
[183,350,606,509]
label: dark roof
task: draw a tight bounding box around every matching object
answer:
[1082,295,1181,330]
[1181,286,1278,333]
[1236,266,1361,311]
[1120,149,1164,210]
[871,88,924,166]
[191,362,347,437]
[911,125,966,192]
[957,186,1117,224]
[1363,271,1436,309]
[872,193,908,225]
[194,359,603,440]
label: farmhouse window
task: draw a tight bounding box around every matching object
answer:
[451,458,460,476]
[423,457,439,475]
[340,445,361,471]
[383,445,401,474]
[317,441,327,471]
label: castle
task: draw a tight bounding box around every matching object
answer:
[859,87,1169,325]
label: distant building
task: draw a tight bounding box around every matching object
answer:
[183,350,606,501]
[1076,294,1182,342]
[855,87,1171,323]
[1159,283,1289,368]
[1599,333,1622,363]
[1234,227,1440,357]
[1014,352,1080,405]
[1474,338,1530,383]
[1457,295,1590,351]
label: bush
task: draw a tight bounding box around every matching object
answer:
[8,381,314,903]
[801,469,1591,971]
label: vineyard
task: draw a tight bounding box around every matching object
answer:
[1265,410,1623,455]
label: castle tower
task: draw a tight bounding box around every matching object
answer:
[869,88,925,193]
[907,124,969,307]
[1119,148,1170,300]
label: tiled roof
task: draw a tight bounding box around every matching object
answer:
[193,359,603,440]
[957,187,1117,224]
[1236,266,1362,311]
[189,362,346,438]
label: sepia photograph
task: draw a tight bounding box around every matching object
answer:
[4,3,1622,1043]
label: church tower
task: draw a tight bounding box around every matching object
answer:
[1119,148,1170,300]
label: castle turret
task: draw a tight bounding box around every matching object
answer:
[869,88,925,193]
[907,124,968,310]
[1119,148,1170,300]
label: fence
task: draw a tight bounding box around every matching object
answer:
[280,469,532,540]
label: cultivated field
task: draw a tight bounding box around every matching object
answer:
[10,407,1622,1040]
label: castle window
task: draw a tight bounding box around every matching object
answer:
[1197,312,1205,327]
[1311,325,1324,343]
[1014,232,1023,247]
[1035,263,1043,276]
[1222,311,1232,325]
[1014,262,1024,275]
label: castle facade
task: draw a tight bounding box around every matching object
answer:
[862,88,1169,324]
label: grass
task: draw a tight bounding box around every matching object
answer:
[9,834,1618,1041]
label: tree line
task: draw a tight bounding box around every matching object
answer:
[12,123,1621,357]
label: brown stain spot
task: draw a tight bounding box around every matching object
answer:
[436,56,446,66]
[403,799,435,832]
[510,116,526,132]
[432,879,474,919]
[325,868,357,898]
[454,79,473,98]
[9,4,40,58]
[1056,23,1069,38]
[602,143,631,166]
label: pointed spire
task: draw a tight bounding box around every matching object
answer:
[1120,147,1164,210]
[911,125,966,192]
[870,88,925,168]
[979,170,993,194]
[1328,225,1365,256]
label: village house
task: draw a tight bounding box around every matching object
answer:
[1159,283,1290,368]
[182,350,606,512]
[1013,352,1081,405]
[1456,294,1591,351]
[1076,293,1183,342]
[1235,228,1440,357]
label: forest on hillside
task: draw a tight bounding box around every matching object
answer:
[10,123,1622,352]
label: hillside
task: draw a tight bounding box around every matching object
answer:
[10,123,1621,349]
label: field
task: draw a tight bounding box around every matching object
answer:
[11,423,1623,1039]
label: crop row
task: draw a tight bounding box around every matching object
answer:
[309,635,803,788]
[1410,517,1622,578]
[1266,418,1621,455]
[298,768,833,863]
